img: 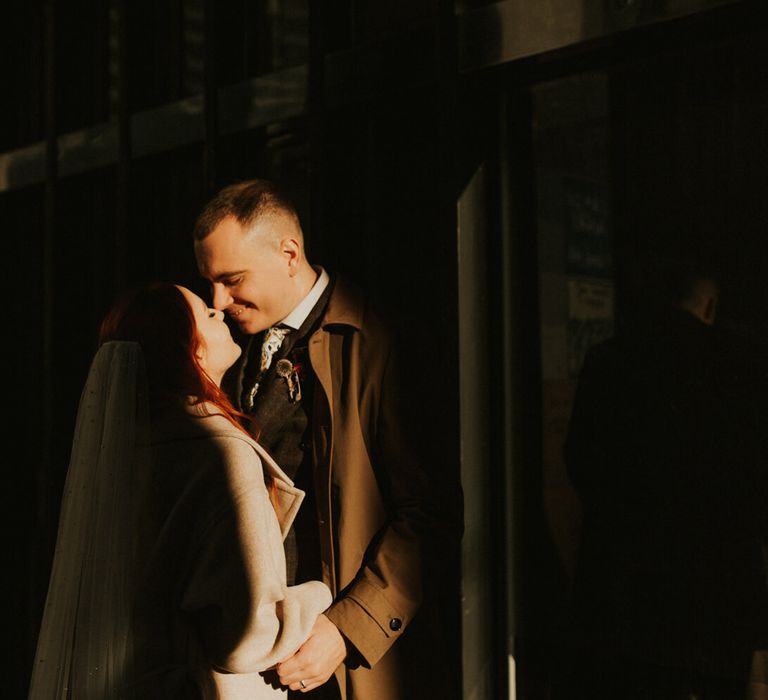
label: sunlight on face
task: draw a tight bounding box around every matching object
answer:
[176,285,241,386]
[194,214,303,335]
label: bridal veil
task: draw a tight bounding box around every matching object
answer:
[29,341,150,699]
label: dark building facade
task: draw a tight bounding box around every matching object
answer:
[3,1,768,698]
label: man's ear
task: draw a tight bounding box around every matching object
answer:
[280,237,302,276]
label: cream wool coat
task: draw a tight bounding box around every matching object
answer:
[130,402,332,699]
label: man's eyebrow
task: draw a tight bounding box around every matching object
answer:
[212,270,247,282]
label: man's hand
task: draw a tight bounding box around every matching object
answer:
[277,614,347,692]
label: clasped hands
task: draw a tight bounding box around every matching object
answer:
[277,614,347,693]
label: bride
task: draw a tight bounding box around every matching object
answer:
[29,282,331,699]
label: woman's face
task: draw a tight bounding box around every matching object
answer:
[177,286,241,386]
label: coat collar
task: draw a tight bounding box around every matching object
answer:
[172,401,305,540]
[320,273,365,331]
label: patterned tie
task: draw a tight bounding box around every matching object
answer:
[260,324,292,373]
[243,325,292,412]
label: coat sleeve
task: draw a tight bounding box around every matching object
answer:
[324,332,456,668]
[179,438,332,674]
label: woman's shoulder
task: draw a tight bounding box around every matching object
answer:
[150,401,293,486]
[152,401,258,454]
[151,402,266,486]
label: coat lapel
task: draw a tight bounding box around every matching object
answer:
[247,437,304,540]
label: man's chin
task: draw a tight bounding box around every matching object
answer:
[239,318,268,335]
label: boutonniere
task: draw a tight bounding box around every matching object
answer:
[275,359,302,403]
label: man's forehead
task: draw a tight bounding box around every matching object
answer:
[196,242,278,284]
[195,222,248,263]
[195,247,248,281]
[194,213,289,276]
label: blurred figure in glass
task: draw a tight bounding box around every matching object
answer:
[562,260,768,700]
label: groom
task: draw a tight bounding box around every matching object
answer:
[193,178,435,699]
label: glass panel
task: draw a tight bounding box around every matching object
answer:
[3,183,46,697]
[0,1,45,151]
[527,25,768,699]
[533,71,613,592]
[215,0,309,87]
[127,0,198,112]
[55,0,111,133]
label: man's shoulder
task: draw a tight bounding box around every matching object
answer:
[322,273,364,327]
[322,272,393,337]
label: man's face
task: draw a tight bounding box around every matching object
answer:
[194,214,298,335]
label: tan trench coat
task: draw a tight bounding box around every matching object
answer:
[305,276,431,700]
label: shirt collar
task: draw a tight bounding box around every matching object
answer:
[279,266,330,330]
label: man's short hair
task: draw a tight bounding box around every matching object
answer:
[193,179,300,241]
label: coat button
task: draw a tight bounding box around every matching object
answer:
[389,618,402,632]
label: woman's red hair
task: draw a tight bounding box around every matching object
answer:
[99,282,249,433]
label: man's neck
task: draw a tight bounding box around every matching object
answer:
[296,264,318,300]
[280,265,329,331]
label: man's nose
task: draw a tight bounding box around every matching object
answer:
[211,284,232,310]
